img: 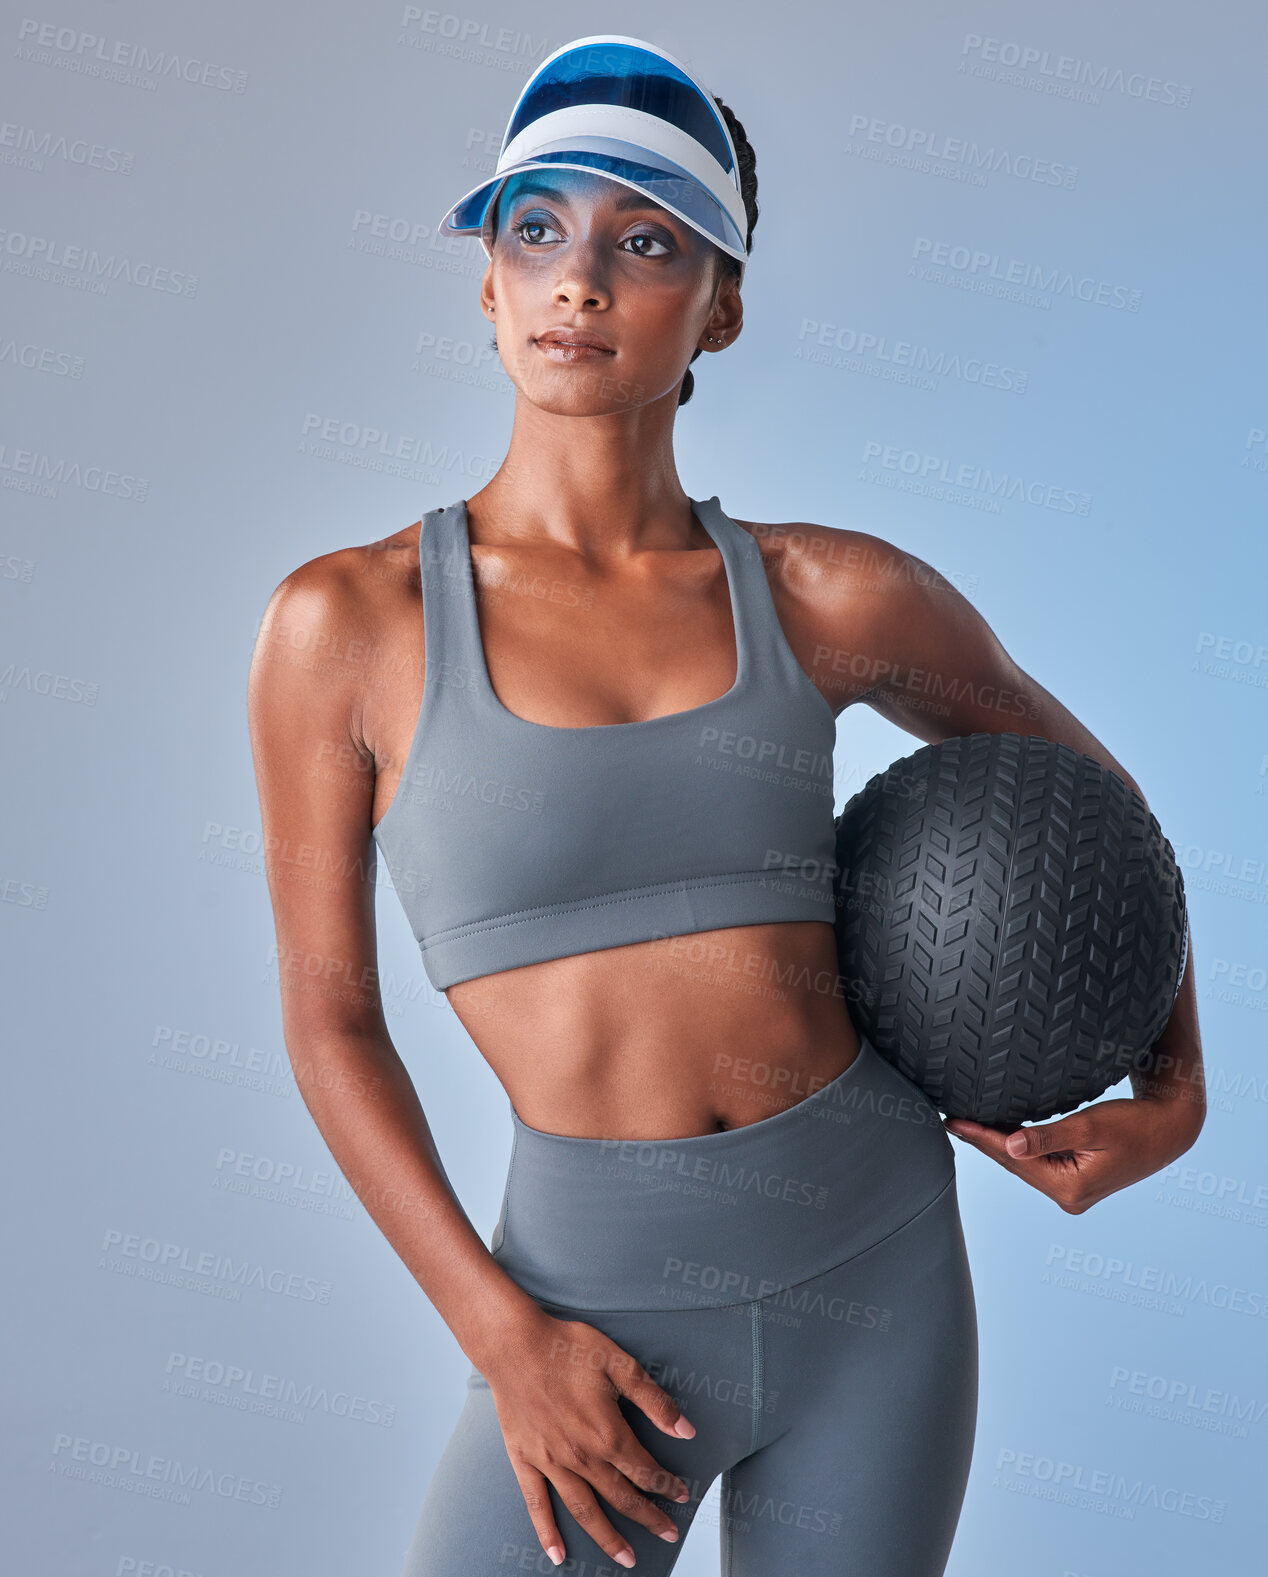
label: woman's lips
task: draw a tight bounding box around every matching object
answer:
[534,336,615,361]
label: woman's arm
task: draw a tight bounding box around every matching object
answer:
[246,554,542,1366]
[780,522,1206,1207]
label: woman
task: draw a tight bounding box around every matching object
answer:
[247,35,1205,1576]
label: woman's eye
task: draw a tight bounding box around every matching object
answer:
[511,217,562,245]
[622,232,671,257]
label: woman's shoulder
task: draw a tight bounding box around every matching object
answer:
[258,517,421,623]
[730,511,915,594]
[249,517,424,696]
[727,510,964,683]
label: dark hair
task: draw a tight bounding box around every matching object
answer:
[483,94,758,408]
[678,96,758,408]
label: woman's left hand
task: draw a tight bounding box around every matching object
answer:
[943,1094,1201,1214]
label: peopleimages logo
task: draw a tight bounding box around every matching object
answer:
[0,121,135,173]
[0,440,148,499]
[15,19,248,92]
[0,226,198,296]
[396,9,554,66]
[795,317,1029,395]
[1108,1365,1268,1432]
[0,336,84,378]
[164,1351,396,1427]
[1043,1243,1268,1318]
[844,114,1078,189]
[992,1447,1224,1520]
[99,1229,333,1305]
[49,1433,280,1506]
[957,34,1191,107]
[698,725,834,778]
[858,438,1092,516]
[598,1139,829,1212]
[910,236,1141,312]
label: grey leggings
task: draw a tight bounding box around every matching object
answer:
[400,1037,978,1575]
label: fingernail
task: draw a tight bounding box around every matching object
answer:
[658,1527,680,1542]
[546,1548,564,1568]
[1006,1134,1026,1156]
[674,1417,696,1438]
[615,1550,636,1568]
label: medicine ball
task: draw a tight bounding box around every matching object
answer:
[833,732,1187,1127]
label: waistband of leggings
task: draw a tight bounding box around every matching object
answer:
[490,1036,956,1312]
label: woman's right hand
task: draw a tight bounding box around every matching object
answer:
[482,1304,697,1568]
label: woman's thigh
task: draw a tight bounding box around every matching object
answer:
[721,1177,979,1576]
[398,1298,760,1576]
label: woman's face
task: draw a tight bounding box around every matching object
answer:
[480,167,741,416]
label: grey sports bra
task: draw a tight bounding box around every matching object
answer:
[372,495,839,990]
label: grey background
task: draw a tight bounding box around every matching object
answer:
[3,2,1265,1573]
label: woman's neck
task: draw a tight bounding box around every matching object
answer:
[469,401,698,553]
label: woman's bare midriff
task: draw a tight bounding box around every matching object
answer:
[443,920,861,1140]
